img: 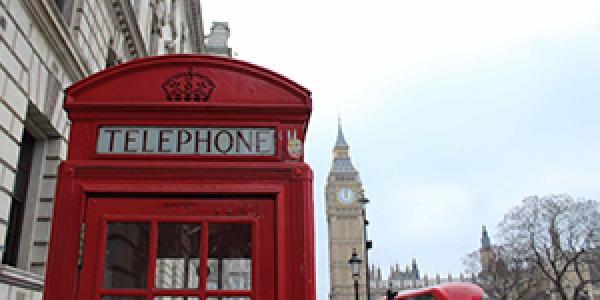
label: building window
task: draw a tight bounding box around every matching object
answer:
[3,131,35,266]
[106,47,120,68]
[52,0,76,23]
[132,0,141,18]
[53,0,66,12]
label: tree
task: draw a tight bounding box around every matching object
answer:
[497,194,600,300]
[463,245,546,300]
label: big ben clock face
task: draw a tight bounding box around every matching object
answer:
[337,188,355,204]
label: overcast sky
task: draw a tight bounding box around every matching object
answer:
[202,1,600,298]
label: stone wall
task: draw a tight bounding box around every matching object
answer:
[0,1,224,298]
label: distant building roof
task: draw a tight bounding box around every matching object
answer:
[331,157,356,173]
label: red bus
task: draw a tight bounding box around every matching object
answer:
[387,282,487,300]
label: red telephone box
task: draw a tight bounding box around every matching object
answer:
[43,55,314,300]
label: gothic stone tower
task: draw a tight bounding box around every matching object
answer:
[326,122,367,300]
[480,225,494,273]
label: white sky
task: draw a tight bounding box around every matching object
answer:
[201,1,600,298]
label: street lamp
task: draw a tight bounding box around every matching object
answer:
[359,190,372,300]
[386,280,398,300]
[348,248,362,300]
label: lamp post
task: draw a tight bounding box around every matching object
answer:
[386,280,397,300]
[348,248,362,300]
[359,190,372,300]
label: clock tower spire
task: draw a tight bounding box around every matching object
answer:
[331,119,355,173]
[326,120,367,300]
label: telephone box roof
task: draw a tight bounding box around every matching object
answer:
[65,54,311,110]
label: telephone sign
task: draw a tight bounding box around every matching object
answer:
[97,127,276,155]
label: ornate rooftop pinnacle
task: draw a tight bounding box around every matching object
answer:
[335,117,348,149]
[330,117,357,174]
[481,225,491,250]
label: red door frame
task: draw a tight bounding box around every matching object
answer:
[81,197,274,300]
[43,55,315,300]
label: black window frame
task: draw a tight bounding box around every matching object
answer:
[3,131,35,266]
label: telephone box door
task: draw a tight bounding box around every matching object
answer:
[78,197,274,300]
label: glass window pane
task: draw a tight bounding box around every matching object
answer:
[103,222,150,288]
[206,297,250,300]
[155,223,201,289]
[153,297,199,300]
[207,223,252,290]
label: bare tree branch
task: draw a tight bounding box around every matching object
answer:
[467,194,600,300]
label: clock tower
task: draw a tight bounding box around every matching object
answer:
[326,121,367,300]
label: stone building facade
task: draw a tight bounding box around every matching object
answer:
[0,1,230,299]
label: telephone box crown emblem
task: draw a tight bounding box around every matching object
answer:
[162,67,215,102]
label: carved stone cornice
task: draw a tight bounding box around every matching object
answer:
[111,0,148,57]
[0,264,44,291]
[22,0,89,80]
